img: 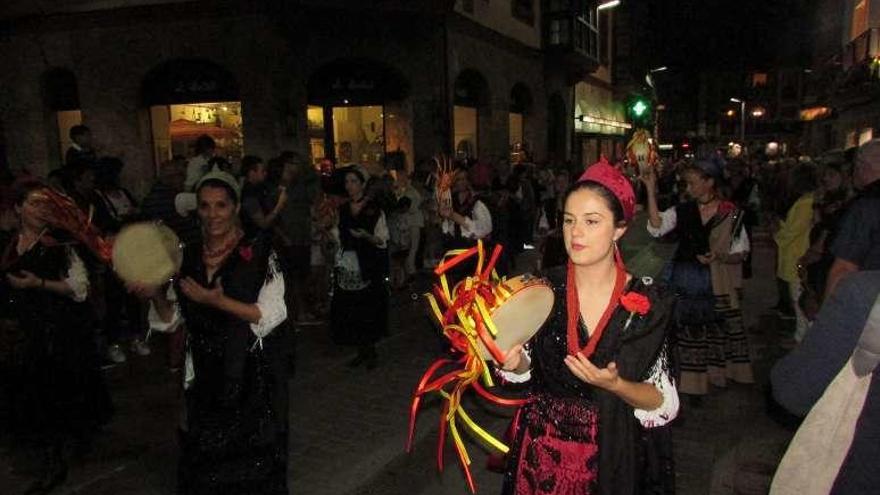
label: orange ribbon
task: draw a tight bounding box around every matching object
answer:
[407,241,528,493]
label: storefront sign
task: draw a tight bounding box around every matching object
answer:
[142,58,239,105]
[308,58,409,106]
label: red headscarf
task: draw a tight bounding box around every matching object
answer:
[577,157,635,222]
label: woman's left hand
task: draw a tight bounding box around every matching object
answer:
[564,353,621,392]
[6,270,41,290]
[180,277,224,307]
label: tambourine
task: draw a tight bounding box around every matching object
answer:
[478,273,554,361]
[111,222,183,287]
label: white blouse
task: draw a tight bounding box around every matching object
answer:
[148,251,287,339]
[497,345,680,428]
[335,212,390,291]
[441,200,492,240]
[647,206,750,255]
[148,251,286,387]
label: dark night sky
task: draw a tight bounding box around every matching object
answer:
[641,0,814,71]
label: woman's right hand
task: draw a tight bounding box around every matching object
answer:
[501,344,525,372]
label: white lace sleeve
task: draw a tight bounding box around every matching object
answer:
[250,251,287,339]
[496,346,532,383]
[373,212,389,249]
[633,346,680,428]
[63,248,89,302]
[148,285,181,333]
[646,207,677,238]
[461,200,493,240]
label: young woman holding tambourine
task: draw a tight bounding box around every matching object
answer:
[132,170,289,495]
[499,159,679,495]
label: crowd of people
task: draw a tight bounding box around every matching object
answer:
[1,119,879,494]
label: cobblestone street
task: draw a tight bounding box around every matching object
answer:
[0,220,797,495]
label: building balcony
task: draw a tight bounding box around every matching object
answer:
[543,12,601,80]
[842,27,879,71]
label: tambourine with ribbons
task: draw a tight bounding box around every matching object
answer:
[406,240,554,493]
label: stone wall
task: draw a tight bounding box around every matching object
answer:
[447,15,549,163]
[0,4,583,196]
[0,7,303,196]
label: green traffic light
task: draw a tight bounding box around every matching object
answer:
[632,100,648,117]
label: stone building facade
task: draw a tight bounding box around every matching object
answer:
[0,0,603,193]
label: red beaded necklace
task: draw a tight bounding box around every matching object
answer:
[565,247,627,358]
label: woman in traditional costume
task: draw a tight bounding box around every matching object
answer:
[643,160,753,397]
[137,170,289,495]
[330,167,389,369]
[1,180,109,495]
[500,160,679,494]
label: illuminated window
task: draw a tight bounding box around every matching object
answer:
[454,106,478,160]
[509,113,524,146]
[751,73,768,87]
[150,102,243,168]
[308,105,325,167]
[332,106,384,168]
[852,0,868,41]
[56,110,83,161]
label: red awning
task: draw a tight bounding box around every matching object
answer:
[169,119,238,140]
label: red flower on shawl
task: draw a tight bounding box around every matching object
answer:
[717,200,737,216]
[238,245,254,262]
[620,291,651,316]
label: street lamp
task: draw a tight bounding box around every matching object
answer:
[730,97,745,146]
[597,0,621,11]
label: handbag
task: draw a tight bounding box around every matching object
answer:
[770,295,880,494]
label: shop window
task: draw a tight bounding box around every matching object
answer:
[509,112,524,146]
[333,106,384,170]
[308,105,326,167]
[852,0,868,41]
[454,106,478,161]
[509,83,532,160]
[149,101,243,169]
[56,110,83,161]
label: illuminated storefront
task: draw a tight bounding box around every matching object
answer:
[142,58,243,170]
[307,58,412,175]
[573,81,630,166]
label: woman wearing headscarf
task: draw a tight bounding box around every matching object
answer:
[643,159,753,398]
[135,170,289,495]
[1,180,109,495]
[499,159,678,494]
[330,166,389,369]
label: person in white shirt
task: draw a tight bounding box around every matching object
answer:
[439,169,492,250]
[183,135,216,191]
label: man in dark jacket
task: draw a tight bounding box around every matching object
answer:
[772,270,880,493]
